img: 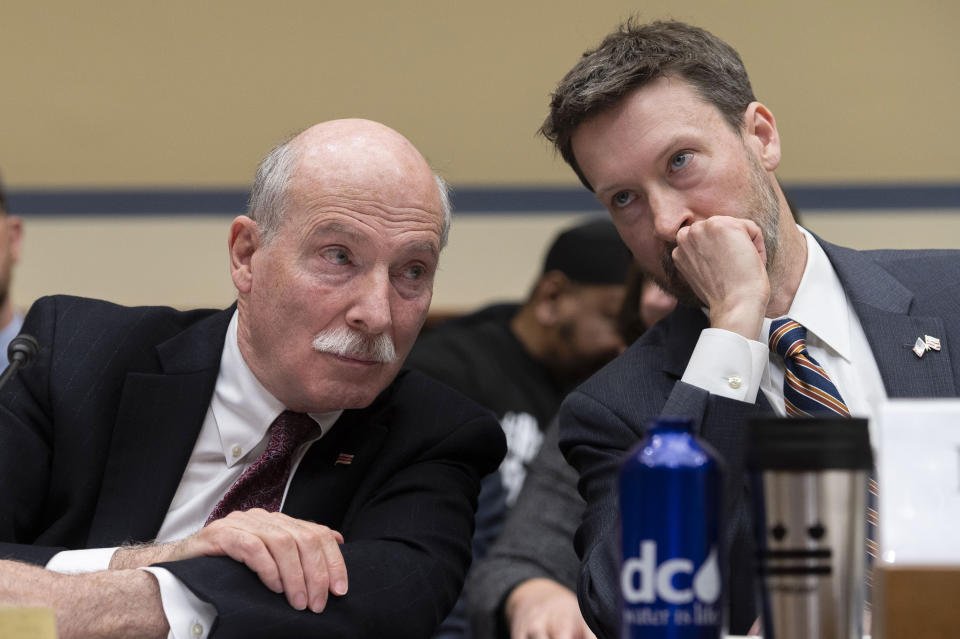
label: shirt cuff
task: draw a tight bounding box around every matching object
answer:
[46,547,118,573]
[680,328,768,403]
[140,567,217,639]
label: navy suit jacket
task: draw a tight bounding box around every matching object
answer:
[0,295,506,639]
[559,238,960,637]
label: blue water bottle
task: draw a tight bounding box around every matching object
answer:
[619,417,723,638]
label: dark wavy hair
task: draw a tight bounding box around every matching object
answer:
[541,19,756,190]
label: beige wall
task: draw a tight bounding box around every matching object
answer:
[16,210,960,314]
[3,1,959,312]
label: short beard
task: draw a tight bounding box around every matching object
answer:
[658,153,781,307]
[312,326,397,363]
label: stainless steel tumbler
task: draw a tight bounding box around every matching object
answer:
[747,417,873,639]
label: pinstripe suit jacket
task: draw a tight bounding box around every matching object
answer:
[0,295,505,639]
[559,238,960,637]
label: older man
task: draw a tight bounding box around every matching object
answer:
[0,119,505,639]
[542,20,960,637]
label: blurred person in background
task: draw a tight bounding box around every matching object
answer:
[407,217,632,639]
[408,217,631,505]
[0,170,24,367]
[466,266,675,639]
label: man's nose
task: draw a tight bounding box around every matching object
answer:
[649,189,693,243]
[345,268,392,335]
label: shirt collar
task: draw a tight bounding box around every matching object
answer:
[211,311,342,467]
[764,226,853,362]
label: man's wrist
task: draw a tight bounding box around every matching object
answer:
[111,541,178,570]
[0,560,169,639]
[707,300,766,341]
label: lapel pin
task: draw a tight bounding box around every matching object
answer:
[913,337,927,358]
[913,335,943,358]
[335,452,355,466]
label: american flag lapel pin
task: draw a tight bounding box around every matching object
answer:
[913,335,942,358]
[913,337,927,358]
[335,452,355,466]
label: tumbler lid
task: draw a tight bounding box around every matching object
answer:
[747,417,873,470]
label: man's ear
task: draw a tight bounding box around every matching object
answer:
[744,101,781,171]
[228,216,261,294]
[532,271,571,327]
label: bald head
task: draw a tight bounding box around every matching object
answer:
[248,119,450,247]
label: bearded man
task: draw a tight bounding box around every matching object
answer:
[543,19,960,637]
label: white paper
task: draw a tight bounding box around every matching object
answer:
[877,399,960,564]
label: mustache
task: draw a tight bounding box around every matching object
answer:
[312,326,397,363]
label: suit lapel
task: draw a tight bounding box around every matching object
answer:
[283,396,391,527]
[87,307,233,546]
[820,238,957,398]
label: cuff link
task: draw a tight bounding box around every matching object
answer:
[727,375,742,389]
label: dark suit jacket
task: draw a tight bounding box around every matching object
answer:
[0,295,506,639]
[559,239,960,637]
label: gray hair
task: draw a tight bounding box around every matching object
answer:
[541,19,756,191]
[247,137,452,248]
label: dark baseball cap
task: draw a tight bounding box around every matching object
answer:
[542,217,631,285]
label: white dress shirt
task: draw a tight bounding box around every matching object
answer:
[46,310,342,639]
[680,227,888,438]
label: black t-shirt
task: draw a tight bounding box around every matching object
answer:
[405,303,565,503]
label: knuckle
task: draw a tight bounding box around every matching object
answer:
[236,534,263,556]
[303,526,329,545]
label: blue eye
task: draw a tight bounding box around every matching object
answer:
[612,191,636,208]
[403,264,426,280]
[670,152,693,171]
[322,247,350,265]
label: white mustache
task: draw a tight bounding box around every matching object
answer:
[312,326,397,363]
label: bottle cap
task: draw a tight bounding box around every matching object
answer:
[647,416,694,432]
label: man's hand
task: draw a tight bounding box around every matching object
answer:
[111,509,347,613]
[672,216,771,340]
[505,578,597,639]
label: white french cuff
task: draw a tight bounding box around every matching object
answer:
[140,567,217,639]
[681,328,768,403]
[46,546,118,573]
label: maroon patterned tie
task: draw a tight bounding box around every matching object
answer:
[205,410,320,525]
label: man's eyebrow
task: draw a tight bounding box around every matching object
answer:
[406,240,439,259]
[307,221,364,242]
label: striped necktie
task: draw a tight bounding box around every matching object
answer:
[768,318,879,589]
[768,318,851,418]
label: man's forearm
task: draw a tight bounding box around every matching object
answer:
[0,559,168,639]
